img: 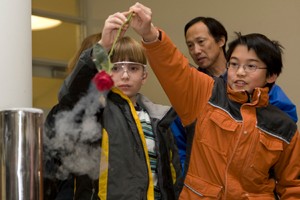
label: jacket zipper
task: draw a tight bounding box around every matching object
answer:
[90,180,95,200]
[224,121,243,199]
[132,108,149,198]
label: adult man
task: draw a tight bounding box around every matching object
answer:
[185,17,227,77]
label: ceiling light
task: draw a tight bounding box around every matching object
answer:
[31,15,62,31]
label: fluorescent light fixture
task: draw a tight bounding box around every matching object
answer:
[31,15,62,31]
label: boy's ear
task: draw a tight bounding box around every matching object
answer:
[266,73,278,84]
[142,71,148,80]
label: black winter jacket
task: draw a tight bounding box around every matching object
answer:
[43,47,182,200]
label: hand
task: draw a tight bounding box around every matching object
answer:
[99,12,129,51]
[129,2,158,42]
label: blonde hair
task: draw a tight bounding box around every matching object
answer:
[67,32,102,73]
[110,36,147,65]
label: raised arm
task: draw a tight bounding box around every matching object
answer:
[128,3,214,125]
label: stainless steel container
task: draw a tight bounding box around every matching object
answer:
[0,108,43,200]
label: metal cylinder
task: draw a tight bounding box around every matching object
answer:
[0,108,43,200]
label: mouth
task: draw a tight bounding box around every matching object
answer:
[234,80,247,87]
[197,57,206,63]
[118,84,131,90]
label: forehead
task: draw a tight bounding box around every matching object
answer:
[230,45,261,62]
[185,21,213,41]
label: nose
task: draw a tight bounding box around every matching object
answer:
[121,69,130,79]
[236,65,246,76]
[194,44,202,54]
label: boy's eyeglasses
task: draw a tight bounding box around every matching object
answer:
[111,61,146,75]
[227,61,267,73]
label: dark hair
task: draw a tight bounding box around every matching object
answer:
[226,32,283,77]
[184,17,228,54]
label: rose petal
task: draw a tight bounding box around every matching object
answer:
[92,71,114,92]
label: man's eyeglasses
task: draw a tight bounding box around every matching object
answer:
[227,61,267,73]
[111,61,146,75]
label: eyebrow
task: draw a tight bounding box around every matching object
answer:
[229,57,260,63]
[186,36,206,43]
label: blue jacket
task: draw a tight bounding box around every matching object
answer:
[170,117,186,170]
[269,84,298,122]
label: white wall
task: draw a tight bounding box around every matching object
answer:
[0,0,32,109]
[86,0,300,126]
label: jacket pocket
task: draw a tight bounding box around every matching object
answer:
[199,111,238,157]
[242,132,283,186]
[209,111,238,132]
[179,173,222,199]
[251,133,283,174]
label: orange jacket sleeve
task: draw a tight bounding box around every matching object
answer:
[142,30,214,126]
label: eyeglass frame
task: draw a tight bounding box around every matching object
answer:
[111,61,147,76]
[226,61,267,73]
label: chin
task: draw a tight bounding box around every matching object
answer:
[198,64,209,70]
[232,87,245,92]
[125,92,135,98]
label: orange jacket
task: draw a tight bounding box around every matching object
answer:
[142,30,300,199]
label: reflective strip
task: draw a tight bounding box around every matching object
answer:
[98,129,109,200]
[184,183,203,197]
[169,150,177,184]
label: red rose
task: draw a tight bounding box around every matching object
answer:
[92,71,114,92]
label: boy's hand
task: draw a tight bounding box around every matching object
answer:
[129,3,158,42]
[99,12,128,51]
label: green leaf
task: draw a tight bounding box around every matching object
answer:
[92,43,111,72]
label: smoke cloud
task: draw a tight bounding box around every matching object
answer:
[43,84,108,180]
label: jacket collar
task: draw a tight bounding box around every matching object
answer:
[136,93,171,120]
[227,85,269,107]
